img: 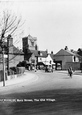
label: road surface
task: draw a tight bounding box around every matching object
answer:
[0,70,82,115]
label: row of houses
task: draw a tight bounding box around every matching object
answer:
[22,34,81,70]
[0,34,81,70]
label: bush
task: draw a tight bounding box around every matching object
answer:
[10,67,17,74]
[17,67,25,74]
[17,61,27,67]
[10,66,25,75]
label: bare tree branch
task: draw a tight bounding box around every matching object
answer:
[5,16,17,31]
[3,11,11,31]
[0,10,24,39]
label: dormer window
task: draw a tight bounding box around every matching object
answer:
[38,51,40,55]
[38,51,43,56]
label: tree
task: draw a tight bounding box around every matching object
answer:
[0,10,23,39]
[77,48,82,56]
[0,10,24,75]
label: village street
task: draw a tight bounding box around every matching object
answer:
[0,70,82,94]
[0,70,82,115]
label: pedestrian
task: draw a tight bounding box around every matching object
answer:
[68,66,73,78]
[34,65,37,72]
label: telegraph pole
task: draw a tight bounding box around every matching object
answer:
[2,46,5,86]
[1,29,5,86]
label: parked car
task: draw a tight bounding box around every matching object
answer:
[45,65,53,72]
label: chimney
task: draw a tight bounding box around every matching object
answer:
[7,35,13,47]
[51,51,53,54]
[64,46,68,50]
[46,49,48,54]
[70,49,73,52]
[7,35,13,54]
[7,35,13,75]
[35,44,38,50]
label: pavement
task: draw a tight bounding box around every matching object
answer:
[0,71,38,87]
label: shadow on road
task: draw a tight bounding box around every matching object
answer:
[0,89,82,115]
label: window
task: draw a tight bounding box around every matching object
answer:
[31,59,35,63]
[40,53,42,56]
[31,41,34,46]
[74,56,76,62]
[40,58,42,61]
[38,51,40,55]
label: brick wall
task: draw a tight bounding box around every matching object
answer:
[0,54,24,70]
[63,62,80,70]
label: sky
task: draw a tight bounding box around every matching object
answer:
[0,0,82,54]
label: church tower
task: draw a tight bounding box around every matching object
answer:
[22,35,38,53]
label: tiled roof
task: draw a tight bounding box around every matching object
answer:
[52,49,81,61]
[13,46,24,55]
[54,49,77,56]
[29,50,48,57]
[0,42,24,55]
[71,50,81,57]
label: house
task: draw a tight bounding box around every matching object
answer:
[53,49,80,70]
[37,50,48,63]
[24,49,48,65]
[0,36,24,70]
[39,53,55,65]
